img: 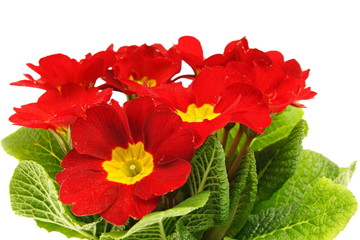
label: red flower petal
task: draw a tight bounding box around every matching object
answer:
[124,97,157,143]
[11,48,116,91]
[101,185,159,225]
[190,67,229,106]
[56,150,105,185]
[108,44,182,94]
[135,159,192,200]
[223,83,271,132]
[143,111,194,163]
[266,51,284,66]
[71,102,131,159]
[183,115,231,148]
[9,84,112,130]
[141,83,194,113]
[175,36,204,72]
[58,169,118,215]
[79,45,117,87]
[231,107,271,133]
[26,54,78,89]
[10,103,54,129]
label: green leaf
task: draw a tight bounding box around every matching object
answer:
[256,150,339,211]
[167,222,197,240]
[255,120,308,205]
[179,136,229,235]
[251,106,304,152]
[99,191,210,240]
[10,161,98,240]
[334,161,357,187]
[226,150,258,237]
[238,178,358,240]
[238,204,298,240]
[208,150,258,239]
[2,127,64,178]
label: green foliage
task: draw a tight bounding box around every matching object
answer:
[251,106,304,152]
[209,150,258,239]
[255,150,339,212]
[99,191,210,240]
[236,149,357,240]
[167,222,197,240]
[9,161,98,240]
[226,150,258,237]
[2,127,64,178]
[335,161,357,187]
[255,120,308,205]
[179,136,229,236]
[2,118,358,240]
[238,204,298,240]
[237,178,358,240]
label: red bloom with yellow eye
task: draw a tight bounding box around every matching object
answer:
[11,46,116,91]
[101,44,181,95]
[9,84,112,131]
[145,66,271,148]
[9,47,116,131]
[175,36,316,112]
[56,97,194,225]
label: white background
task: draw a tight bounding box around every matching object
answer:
[0,0,359,239]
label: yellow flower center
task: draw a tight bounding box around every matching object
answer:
[176,104,220,123]
[129,75,157,87]
[102,142,154,185]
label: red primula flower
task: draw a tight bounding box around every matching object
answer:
[56,97,194,225]
[144,66,271,148]
[173,36,249,75]
[175,36,316,112]
[263,50,317,110]
[11,46,116,91]
[208,37,317,112]
[102,44,181,95]
[9,84,112,131]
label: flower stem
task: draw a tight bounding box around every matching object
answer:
[226,125,244,159]
[203,224,228,240]
[221,123,235,150]
[51,127,72,154]
[170,74,196,82]
[126,93,138,101]
[227,135,253,182]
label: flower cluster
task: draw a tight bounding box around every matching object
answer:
[9,36,316,226]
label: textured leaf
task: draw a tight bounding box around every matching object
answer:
[226,150,258,237]
[9,161,97,240]
[179,136,229,236]
[251,106,303,152]
[256,150,339,212]
[208,150,258,239]
[99,191,210,240]
[2,127,64,178]
[167,222,197,240]
[238,204,297,240]
[255,120,308,205]
[34,221,88,238]
[238,178,358,240]
[334,161,357,187]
